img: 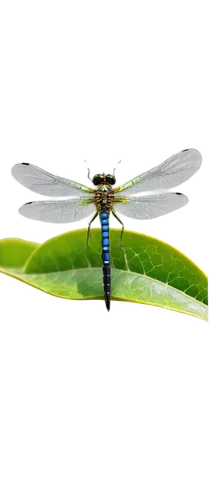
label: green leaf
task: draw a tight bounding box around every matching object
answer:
[0,229,208,321]
[0,238,38,270]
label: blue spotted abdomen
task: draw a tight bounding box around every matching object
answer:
[100,212,110,265]
[100,212,110,311]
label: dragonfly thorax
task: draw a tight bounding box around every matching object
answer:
[95,183,115,212]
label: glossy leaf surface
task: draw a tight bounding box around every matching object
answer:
[0,230,208,320]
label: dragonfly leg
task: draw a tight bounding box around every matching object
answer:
[87,168,93,182]
[112,209,125,249]
[86,211,98,248]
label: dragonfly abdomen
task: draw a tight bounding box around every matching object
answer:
[100,212,111,311]
[101,212,110,264]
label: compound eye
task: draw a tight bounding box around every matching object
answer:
[92,174,102,186]
[106,174,116,185]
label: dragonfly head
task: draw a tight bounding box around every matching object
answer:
[92,173,116,186]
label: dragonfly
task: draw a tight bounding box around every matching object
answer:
[11,148,202,311]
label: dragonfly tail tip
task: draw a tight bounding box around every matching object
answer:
[105,300,110,312]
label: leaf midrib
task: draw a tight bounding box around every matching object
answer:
[0,263,207,308]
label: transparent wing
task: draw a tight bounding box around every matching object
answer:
[18,198,96,223]
[11,163,95,197]
[114,149,202,195]
[114,193,188,219]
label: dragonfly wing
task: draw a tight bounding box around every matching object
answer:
[114,149,202,195]
[114,193,188,219]
[18,198,96,223]
[11,163,95,197]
